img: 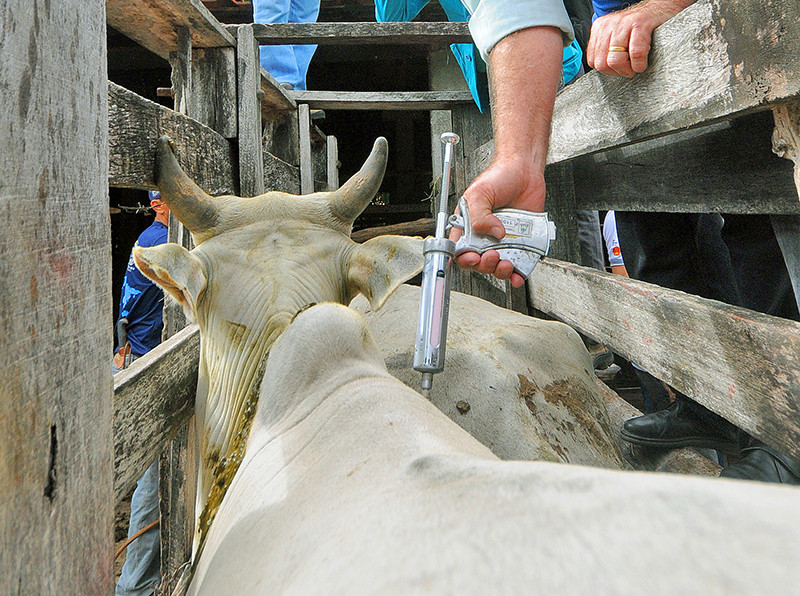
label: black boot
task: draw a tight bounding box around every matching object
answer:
[720,442,800,485]
[621,398,738,453]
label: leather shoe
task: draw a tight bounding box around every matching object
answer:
[720,446,800,485]
[621,399,738,453]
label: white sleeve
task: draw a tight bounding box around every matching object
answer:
[603,211,625,267]
[460,0,575,62]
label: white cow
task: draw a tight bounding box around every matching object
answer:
[134,137,799,593]
[189,301,800,594]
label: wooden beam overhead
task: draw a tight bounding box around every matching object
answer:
[243,22,471,45]
[107,0,235,60]
[289,90,473,110]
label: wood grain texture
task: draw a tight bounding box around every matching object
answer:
[247,21,471,46]
[190,47,238,139]
[114,325,200,504]
[299,104,314,194]
[288,91,473,111]
[548,0,800,163]
[106,0,235,60]
[527,259,800,461]
[0,0,113,591]
[327,135,339,191]
[772,100,800,198]
[573,113,800,214]
[259,67,296,115]
[237,25,265,197]
[108,82,237,195]
[263,150,301,193]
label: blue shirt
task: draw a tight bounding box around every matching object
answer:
[117,221,168,355]
[593,0,640,19]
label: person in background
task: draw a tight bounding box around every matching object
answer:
[115,191,169,596]
[374,0,583,113]
[253,0,321,91]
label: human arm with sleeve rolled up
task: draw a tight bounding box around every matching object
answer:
[453,0,574,287]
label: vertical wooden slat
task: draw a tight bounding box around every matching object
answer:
[326,135,339,190]
[543,161,581,264]
[237,24,266,197]
[171,27,192,116]
[0,0,113,592]
[299,104,314,194]
[773,100,800,200]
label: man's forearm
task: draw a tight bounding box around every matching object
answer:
[489,26,563,194]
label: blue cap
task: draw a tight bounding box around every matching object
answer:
[149,190,162,201]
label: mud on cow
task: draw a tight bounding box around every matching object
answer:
[135,136,800,594]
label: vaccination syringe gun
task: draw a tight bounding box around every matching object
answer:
[413,133,557,396]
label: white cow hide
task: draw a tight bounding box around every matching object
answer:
[189,302,800,595]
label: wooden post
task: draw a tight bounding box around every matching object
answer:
[0,0,113,592]
[237,24,266,197]
[299,103,314,194]
[326,135,339,191]
[773,100,800,200]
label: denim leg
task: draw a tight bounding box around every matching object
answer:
[288,0,321,90]
[374,0,430,21]
[770,214,800,312]
[254,0,300,87]
[116,459,161,596]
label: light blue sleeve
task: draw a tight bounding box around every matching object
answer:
[460,0,575,62]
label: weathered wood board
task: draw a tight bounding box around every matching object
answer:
[573,112,800,214]
[114,325,200,504]
[469,0,800,171]
[237,25,266,197]
[106,0,235,60]
[108,82,237,196]
[247,21,471,46]
[528,259,800,461]
[289,91,473,111]
[0,0,113,591]
[263,150,301,193]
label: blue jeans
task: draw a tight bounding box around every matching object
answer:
[116,460,161,596]
[254,0,320,90]
[114,357,161,596]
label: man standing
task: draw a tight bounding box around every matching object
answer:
[115,191,169,596]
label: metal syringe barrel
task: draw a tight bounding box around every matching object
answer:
[414,132,459,393]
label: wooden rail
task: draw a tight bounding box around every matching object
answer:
[289,91,474,111]
[246,22,472,46]
[114,325,200,504]
[466,0,800,172]
[528,260,800,461]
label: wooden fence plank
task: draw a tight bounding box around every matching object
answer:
[190,47,238,139]
[106,0,235,60]
[238,25,266,197]
[289,91,473,111]
[527,259,800,461]
[108,82,237,195]
[247,21,471,46]
[0,0,113,591]
[299,104,314,194]
[469,0,800,172]
[263,150,301,193]
[114,325,200,504]
[327,135,339,191]
[573,113,800,214]
[772,100,800,198]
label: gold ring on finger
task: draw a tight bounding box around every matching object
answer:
[609,46,628,52]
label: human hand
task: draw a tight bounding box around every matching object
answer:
[588,0,694,77]
[451,155,546,288]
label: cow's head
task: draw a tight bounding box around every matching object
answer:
[134,136,423,549]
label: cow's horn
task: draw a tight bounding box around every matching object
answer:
[328,137,388,224]
[154,135,220,233]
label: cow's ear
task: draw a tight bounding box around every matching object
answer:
[133,243,207,321]
[346,236,424,310]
